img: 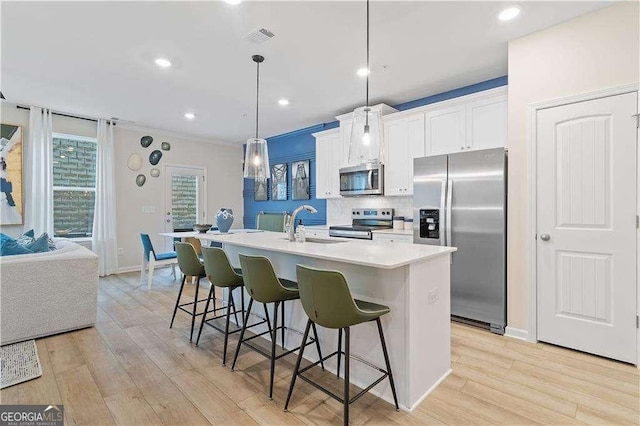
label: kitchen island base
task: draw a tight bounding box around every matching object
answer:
[216,241,452,412]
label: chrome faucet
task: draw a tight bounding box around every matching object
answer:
[286,205,318,241]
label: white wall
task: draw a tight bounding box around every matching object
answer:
[0,102,244,271]
[114,125,243,272]
[507,3,639,331]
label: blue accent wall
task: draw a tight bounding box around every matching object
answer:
[243,75,507,228]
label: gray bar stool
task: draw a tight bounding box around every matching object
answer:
[285,264,400,425]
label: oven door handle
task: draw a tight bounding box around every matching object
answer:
[368,170,374,190]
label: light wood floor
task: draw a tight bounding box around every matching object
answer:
[1,269,638,425]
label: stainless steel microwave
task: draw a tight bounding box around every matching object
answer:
[339,163,384,196]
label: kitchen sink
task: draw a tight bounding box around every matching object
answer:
[278,237,346,244]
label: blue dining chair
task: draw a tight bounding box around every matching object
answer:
[140,233,178,289]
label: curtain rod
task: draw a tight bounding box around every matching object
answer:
[16,105,116,125]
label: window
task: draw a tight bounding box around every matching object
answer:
[52,134,97,238]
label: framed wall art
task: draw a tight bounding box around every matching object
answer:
[254,177,268,201]
[271,163,287,201]
[291,160,310,200]
[0,124,23,225]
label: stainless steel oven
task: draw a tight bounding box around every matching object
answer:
[339,163,384,196]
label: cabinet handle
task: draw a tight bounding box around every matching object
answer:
[467,146,471,149]
[460,146,465,150]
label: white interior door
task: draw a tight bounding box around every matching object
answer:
[164,165,205,249]
[536,92,638,364]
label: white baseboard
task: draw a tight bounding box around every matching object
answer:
[504,326,529,341]
[117,265,142,274]
[406,368,452,412]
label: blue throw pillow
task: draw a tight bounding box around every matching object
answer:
[0,239,33,256]
[0,233,12,245]
[15,229,35,247]
[27,233,51,253]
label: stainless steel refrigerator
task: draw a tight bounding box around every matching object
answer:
[413,148,507,334]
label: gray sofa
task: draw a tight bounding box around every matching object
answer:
[0,239,99,345]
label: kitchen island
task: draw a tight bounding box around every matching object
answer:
[196,231,456,411]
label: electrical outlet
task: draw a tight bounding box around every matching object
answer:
[117,248,124,256]
[428,288,439,304]
[141,206,155,213]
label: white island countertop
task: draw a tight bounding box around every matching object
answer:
[196,231,456,269]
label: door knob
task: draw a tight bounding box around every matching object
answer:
[540,234,551,241]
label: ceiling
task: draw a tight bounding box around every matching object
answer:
[1,1,610,143]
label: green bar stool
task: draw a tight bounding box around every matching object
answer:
[196,247,270,365]
[171,242,209,342]
[285,265,400,425]
[231,254,325,400]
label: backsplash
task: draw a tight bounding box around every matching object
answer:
[326,196,413,225]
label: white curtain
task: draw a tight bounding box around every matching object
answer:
[24,107,54,234]
[92,119,118,276]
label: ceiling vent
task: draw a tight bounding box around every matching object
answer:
[243,27,275,44]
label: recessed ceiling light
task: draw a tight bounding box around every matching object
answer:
[224,0,242,5]
[278,99,290,106]
[357,67,370,77]
[154,57,172,68]
[498,7,520,21]
[184,112,195,120]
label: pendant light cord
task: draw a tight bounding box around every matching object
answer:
[255,60,260,140]
[366,0,369,109]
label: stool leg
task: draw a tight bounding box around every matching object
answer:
[241,289,246,327]
[281,301,286,348]
[284,319,311,412]
[263,304,273,336]
[170,275,187,328]
[337,328,342,378]
[231,288,240,325]
[190,277,201,342]
[231,298,254,371]
[269,301,279,400]
[310,322,325,370]
[376,318,400,411]
[344,327,350,426]
[222,292,235,365]
[196,285,215,346]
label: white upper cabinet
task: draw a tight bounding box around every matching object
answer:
[384,114,425,196]
[425,105,466,155]
[465,94,507,151]
[423,88,507,156]
[314,129,341,199]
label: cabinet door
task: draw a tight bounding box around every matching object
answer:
[466,95,507,151]
[340,120,354,166]
[384,118,409,196]
[328,133,343,198]
[315,135,331,199]
[405,114,425,195]
[425,105,465,155]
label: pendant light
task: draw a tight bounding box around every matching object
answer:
[349,0,383,164]
[243,54,270,179]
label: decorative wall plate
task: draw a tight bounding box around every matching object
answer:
[140,135,153,148]
[161,142,171,151]
[149,150,162,165]
[127,153,143,171]
[136,174,146,187]
[150,168,160,177]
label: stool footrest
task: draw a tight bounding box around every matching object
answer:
[241,329,320,361]
[296,349,391,406]
[202,311,268,336]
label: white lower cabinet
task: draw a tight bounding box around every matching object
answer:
[373,233,413,243]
